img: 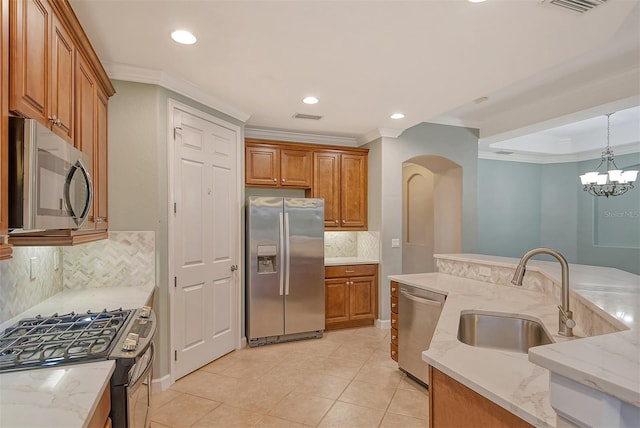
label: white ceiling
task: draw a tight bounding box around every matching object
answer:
[69,0,640,158]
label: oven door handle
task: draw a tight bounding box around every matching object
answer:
[129,341,154,391]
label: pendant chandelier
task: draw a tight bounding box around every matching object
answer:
[579,112,638,198]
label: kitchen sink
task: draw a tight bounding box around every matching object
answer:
[457,311,553,353]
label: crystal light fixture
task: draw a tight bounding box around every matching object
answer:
[579,112,638,197]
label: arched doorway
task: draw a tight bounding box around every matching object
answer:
[402,156,462,273]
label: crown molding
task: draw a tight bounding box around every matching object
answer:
[358,127,404,145]
[479,142,640,164]
[103,62,252,122]
[244,127,358,147]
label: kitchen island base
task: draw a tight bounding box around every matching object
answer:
[429,366,533,428]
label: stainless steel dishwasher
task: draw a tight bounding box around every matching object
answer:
[398,284,446,386]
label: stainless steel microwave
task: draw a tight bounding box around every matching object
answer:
[8,117,93,232]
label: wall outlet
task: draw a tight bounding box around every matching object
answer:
[30,257,38,280]
[391,238,400,248]
[479,266,491,277]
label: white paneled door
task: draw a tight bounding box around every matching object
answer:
[171,104,239,380]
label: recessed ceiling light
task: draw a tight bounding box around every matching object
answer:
[468,0,486,3]
[303,96,319,105]
[171,30,197,45]
[390,113,405,120]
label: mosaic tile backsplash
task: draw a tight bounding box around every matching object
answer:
[0,231,155,324]
[0,247,63,323]
[63,231,155,289]
[324,231,380,259]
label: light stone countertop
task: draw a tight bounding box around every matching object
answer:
[389,272,569,427]
[390,255,640,427]
[0,284,155,427]
[324,257,379,266]
[434,253,640,407]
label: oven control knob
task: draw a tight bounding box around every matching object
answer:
[139,306,152,319]
[122,333,140,351]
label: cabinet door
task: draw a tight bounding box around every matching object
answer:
[349,275,376,320]
[313,151,340,228]
[75,53,96,227]
[9,0,50,122]
[325,278,350,325]
[50,14,74,142]
[94,88,108,230]
[340,153,367,229]
[246,145,279,185]
[280,148,312,187]
[1,0,12,259]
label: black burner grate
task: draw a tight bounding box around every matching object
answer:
[0,309,132,371]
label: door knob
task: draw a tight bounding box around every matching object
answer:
[230,265,238,272]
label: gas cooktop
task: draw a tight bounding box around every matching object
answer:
[0,309,133,372]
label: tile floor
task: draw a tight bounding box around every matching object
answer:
[150,326,429,427]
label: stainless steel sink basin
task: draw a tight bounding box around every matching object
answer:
[458,312,553,353]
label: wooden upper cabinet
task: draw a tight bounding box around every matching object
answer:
[6,0,114,246]
[245,144,279,186]
[10,0,75,143]
[95,88,108,230]
[314,150,367,230]
[1,0,12,259]
[50,13,74,140]
[313,151,340,227]
[75,51,105,230]
[9,0,50,123]
[340,153,367,229]
[245,139,368,230]
[245,141,312,188]
[280,149,312,187]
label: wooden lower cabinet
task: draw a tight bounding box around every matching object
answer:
[390,281,399,361]
[325,264,378,330]
[87,384,111,428]
[429,366,533,428]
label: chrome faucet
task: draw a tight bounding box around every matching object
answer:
[511,248,576,337]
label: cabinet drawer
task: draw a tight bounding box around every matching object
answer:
[391,327,398,345]
[390,281,399,298]
[391,311,398,329]
[325,264,377,278]
[390,343,398,362]
[390,296,398,313]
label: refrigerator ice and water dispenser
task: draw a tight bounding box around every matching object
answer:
[257,245,277,273]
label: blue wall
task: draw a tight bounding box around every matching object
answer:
[478,153,640,274]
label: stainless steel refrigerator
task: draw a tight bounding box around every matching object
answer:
[246,196,325,347]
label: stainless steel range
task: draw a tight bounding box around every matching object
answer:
[0,306,156,428]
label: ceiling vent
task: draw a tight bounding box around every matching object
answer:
[293,113,323,120]
[545,0,608,13]
[494,150,514,155]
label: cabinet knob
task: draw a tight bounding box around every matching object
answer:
[342,220,346,224]
[392,319,396,324]
[392,351,397,355]
[392,335,397,340]
[334,220,338,224]
[392,303,396,308]
[391,287,396,293]
[282,178,286,182]
[273,178,277,182]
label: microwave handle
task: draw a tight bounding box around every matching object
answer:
[64,159,93,226]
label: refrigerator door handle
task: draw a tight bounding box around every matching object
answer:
[279,212,285,296]
[284,212,291,295]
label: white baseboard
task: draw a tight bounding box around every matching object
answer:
[239,336,247,349]
[151,373,172,392]
[376,319,391,329]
